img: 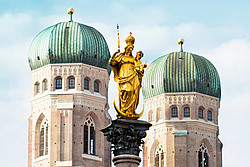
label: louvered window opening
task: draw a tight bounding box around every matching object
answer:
[40,127,44,156]
[198,144,209,167]
[155,145,164,167]
[90,126,95,155]
[45,126,48,154]
[39,119,49,157]
[155,154,159,167]
[84,125,88,154]
[161,152,164,167]
[83,116,95,155]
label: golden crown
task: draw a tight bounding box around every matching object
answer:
[125,32,135,46]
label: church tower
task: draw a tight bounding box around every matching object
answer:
[28,9,111,167]
[142,40,223,167]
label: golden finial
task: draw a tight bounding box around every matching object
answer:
[178,38,184,52]
[67,8,74,22]
[178,38,184,45]
[68,8,74,14]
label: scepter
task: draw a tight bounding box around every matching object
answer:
[117,24,120,50]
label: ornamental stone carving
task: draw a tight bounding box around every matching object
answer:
[101,119,151,156]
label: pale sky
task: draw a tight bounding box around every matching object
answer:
[0,0,250,166]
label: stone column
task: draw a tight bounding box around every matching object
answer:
[101,119,151,167]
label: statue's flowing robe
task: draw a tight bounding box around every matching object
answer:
[109,53,141,115]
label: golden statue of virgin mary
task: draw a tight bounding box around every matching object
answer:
[109,33,147,120]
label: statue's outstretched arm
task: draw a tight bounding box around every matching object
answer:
[112,49,120,57]
[110,49,121,65]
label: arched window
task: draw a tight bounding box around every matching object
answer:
[68,77,75,89]
[158,110,163,120]
[45,81,48,91]
[207,110,212,121]
[35,82,40,94]
[83,116,95,155]
[184,107,190,117]
[94,81,99,92]
[155,145,164,167]
[84,79,89,90]
[55,77,62,89]
[199,108,203,119]
[150,112,155,122]
[39,119,49,156]
[43,79,48,91]
[171,107,178,118]
[198,144,209,167]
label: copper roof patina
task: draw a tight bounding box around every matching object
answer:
[28,21,111,74]
[142,52,221,100]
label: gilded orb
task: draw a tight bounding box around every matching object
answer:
[67,8,74,15]
[178,38,184,45]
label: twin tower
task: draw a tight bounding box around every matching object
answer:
[28,11,222,167]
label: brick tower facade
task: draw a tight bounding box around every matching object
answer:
[142,92,222,167]
[142,50,223,167]
[28,63,111,167]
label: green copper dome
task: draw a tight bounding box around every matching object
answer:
[28,21,111,74]
[142,52,221,99]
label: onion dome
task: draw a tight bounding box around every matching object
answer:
[28,9,111,74]
[142,44,221,100]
